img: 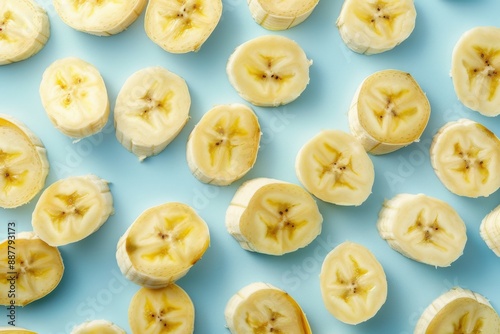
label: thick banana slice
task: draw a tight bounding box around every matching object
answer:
[414,287,500,334]
[480,204,500,257]
[186,103,261,186]
[32,175,114,247]
[116,202,209,288]
[225,282,312,334]
[295,130,374,206]
[247,0,319,30]
[348,69,431,154]
[39,57,110,139]
[226,35,312,107]
[0,0,49,65]
[114,66,191,161]
[71,320,125,334]
[319,241,387,325]
[0,232,64,306]
[377,193,467,267]
[145,0,222,54]
[430,119,500,198]
[0,328,36,334]
[336,0,416,55]
[226,178,323,256]
[0,114,49,209]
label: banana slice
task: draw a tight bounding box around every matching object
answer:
[377,193,467,267]
[0,114,49,209]
[336,0,416,55]
[226,35,312,107]
[226,178,323,256]
[0,0,49,65]
[53,0,147,36]
[225,282,312,334]
[128,284,195,334]
[295,129,375,206]
[414,287,500,334]
[32,175,114,247]
[0,328,36,334]
[116,202,210,288]
[144,0,222,54]
[348,69,431,155]
[39,57,110,139]
[480,204,500,257]
[319,241,387,325]
[451,26,500,117]
[0,232,64,306]
[114,66,191,161]
[186,103,261,186]
[71,320,125,334]
[430,119,500,198]
[247,0,319,30]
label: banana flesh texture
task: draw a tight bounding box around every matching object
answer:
[247,0,319,30]
[0,328,36,334]
[226,35,312,107]
[480,204,500,257]
[71,320,125,334]
[186,103,261,186]
[224,282,312,334]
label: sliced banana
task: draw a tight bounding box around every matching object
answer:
[39,57,110,139]
[226,35,312,107]
[114,66,191,161]
[225,282,312,334]
[116,202,210,288]
[247,0,319,30]
[71,320,125,334]
[295,129,374,206]
[0,114,49,209]
[348,69,431,154]
[0,328,36,334]
[32,175,114,247]
[430,118,500,198]
[145,0,222,54]
[480,204,500,257]
[186,103,261,186]
[319,241,387,325]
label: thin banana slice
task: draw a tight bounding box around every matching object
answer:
[225,282,312,334]
[0,328,36,334]
[0,232,64,306]
[348,69,431,154]
[377,193,467,267]
[295,129,374,206]
[226,35,312,107]
[186,103,261,186]
[114,66,191,161]
[39,57,110,139]
[336,0,416,55]
[414,287,500,334]
[247,0,319,30]
[71,320,125,334]
[32,175,114,247]
[0,114,49,208]
[0,0,49,65]
[320,241,387,325]
[430,119,500,198]
[451,26,500,117]
[116,202,210,288]
[145,0,222,54]
[226,178,323,256]
[480,204,500,257]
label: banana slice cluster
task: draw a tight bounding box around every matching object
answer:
[247,0,319,30]
[480,204,500,257]
[71,320,125,334]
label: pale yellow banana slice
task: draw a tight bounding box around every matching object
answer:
[414,287,500,334]
[114,66,191,161]
[336,0,416,55]
[32,175,114,247]
[0,114,49,209]
[0,328,36,334]
[225,282,312,334]
[128,284,195,334]
[186,103,261,186]
[480,204,500,257]
[377,193,467,267]
[247,0,319,30]
[0,0,49,65]
[451,26,500,117]
[226,35,312,107]
[116,202,209,288]
[39,57,110,139]
[0,232,64,306]
[319,241,387,325]
[348,69,431,155]
[295,129,374,206]
[226,178,323,256]
[71,320,125,334]
[430,119,500,198]
[145,0,222,54]
[53,0,147,36]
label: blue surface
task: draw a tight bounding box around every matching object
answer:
[1,1,500,333]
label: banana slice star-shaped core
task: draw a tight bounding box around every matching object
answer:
[334,256,373,303]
